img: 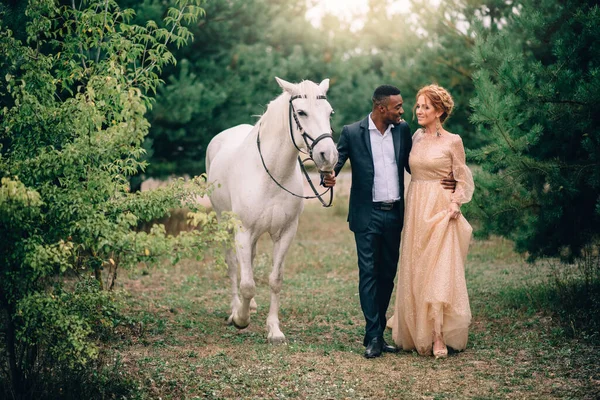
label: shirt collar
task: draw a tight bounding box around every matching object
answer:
[368,113,394,133]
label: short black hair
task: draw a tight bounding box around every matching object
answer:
[372,85,401,105]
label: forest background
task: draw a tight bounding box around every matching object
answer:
[105,0,600,261]
[1,0,599,398]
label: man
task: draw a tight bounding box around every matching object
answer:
[322,85,455,358]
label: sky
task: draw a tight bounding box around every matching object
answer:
[305,0,413,28]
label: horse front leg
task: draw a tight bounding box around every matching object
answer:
[267,222,298,344]
[229,230,256,329]
[225,249,241,325]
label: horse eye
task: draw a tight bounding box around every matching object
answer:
[297,110,307,117]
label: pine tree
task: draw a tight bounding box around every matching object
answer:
[469,0,600,260]
[353,0,515,148]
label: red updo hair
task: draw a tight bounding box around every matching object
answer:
[414,84,455,123]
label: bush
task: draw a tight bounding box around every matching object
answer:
[0,1,235,398]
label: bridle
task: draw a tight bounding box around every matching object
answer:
[288,95,335,158]
[257,94,335,207]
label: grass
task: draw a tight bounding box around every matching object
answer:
[107,201,600,399]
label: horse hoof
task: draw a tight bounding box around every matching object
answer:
[227,314,249,330]
[268,335,287,345]
[232,320,249,330]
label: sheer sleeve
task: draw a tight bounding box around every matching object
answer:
[450,135,474,205]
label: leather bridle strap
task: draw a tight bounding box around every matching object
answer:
[298,156,333,207]
[256,122,334,207]
[288,95,333,157]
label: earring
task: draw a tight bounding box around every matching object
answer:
[435,119,441,137]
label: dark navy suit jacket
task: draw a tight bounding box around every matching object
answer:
[333,116,412,232]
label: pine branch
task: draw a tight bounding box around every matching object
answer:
[435,57,472,79]
[440,18,475,47]
[493,120,518,154]
[537,98,588,106]
[491,202,541,217]
[572,163,600,184]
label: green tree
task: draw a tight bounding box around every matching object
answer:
[120,0,332,183]
[0,1,234,397]
[120,0,366,184]
[122,0,509,183]
[358,0,515,148]
[469,0,600,260]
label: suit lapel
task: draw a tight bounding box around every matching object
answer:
[392,123,402,165]
[360,117,372,159]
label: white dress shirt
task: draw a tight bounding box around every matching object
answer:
[368,114,400,202]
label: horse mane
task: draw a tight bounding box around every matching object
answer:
[257,80,324,138]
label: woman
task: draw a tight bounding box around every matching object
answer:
[390,84,474,358]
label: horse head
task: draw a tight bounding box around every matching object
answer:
[275,77,339,173]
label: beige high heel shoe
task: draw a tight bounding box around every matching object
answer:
[433,333,448,359]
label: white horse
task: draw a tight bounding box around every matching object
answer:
[206,77,338,343]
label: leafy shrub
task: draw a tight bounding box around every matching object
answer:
[0,1,235,398]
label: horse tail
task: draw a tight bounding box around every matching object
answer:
[205,134,221,176]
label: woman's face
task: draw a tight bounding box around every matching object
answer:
[415,95,443,128]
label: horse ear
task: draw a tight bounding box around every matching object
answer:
[275,77,297,95]
[319,78,330,94]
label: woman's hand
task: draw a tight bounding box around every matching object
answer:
[448,202,461,219]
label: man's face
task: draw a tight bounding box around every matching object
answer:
[379,94,404,125]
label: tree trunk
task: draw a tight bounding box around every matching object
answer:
[2,303,25,399]
[94,266,104,290]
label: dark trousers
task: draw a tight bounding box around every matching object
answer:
[354,204,404,346]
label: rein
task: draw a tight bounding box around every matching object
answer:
[256,94,335,207]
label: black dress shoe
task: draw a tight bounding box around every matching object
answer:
[382,339,400,353]
[364,337,383,358]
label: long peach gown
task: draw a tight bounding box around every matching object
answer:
[391,128,474,355]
